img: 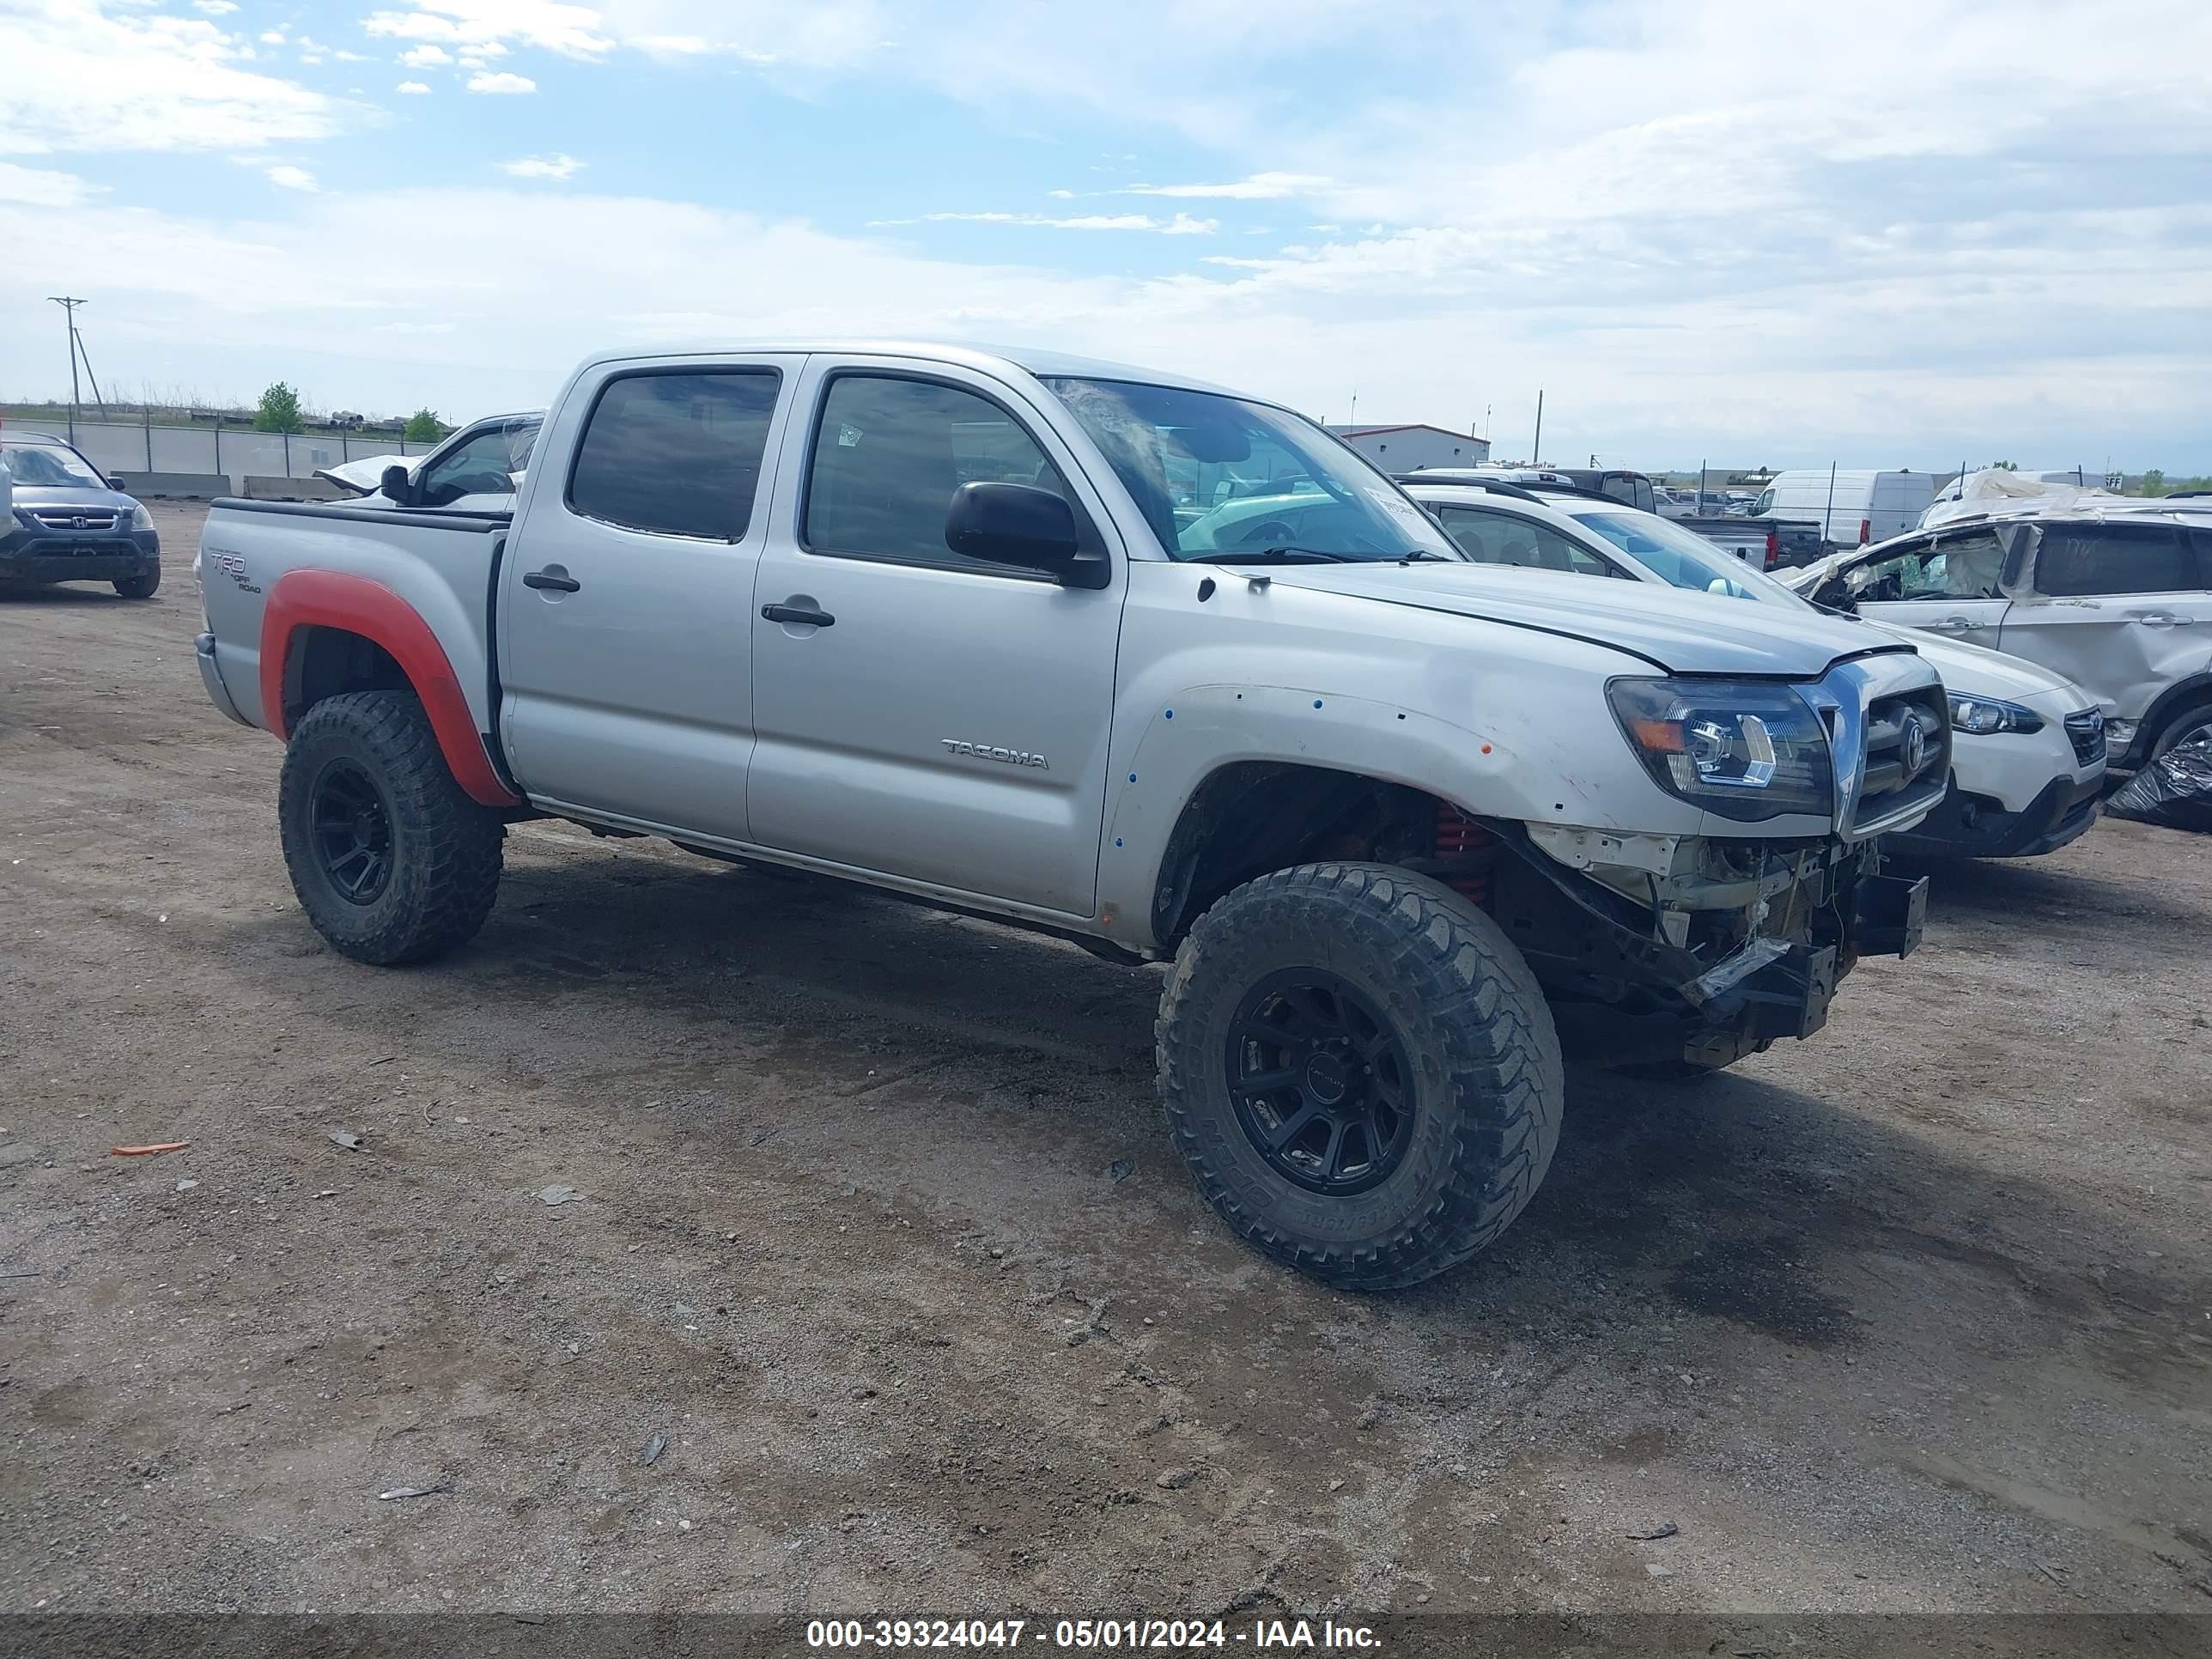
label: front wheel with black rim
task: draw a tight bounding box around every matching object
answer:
[114,568,161,599]
[1156,862,1564,1291]
[277,689,504,964]
[2150,700,2212,761]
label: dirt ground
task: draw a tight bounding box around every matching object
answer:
[2,502,2209,1624]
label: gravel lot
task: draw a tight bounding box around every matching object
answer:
[3,502,2208,1623]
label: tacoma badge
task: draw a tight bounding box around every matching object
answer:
[941,739,1048,770]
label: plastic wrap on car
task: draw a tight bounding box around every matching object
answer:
[2105,738,2212,834]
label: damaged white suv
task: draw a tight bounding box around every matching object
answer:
[194,343,1948,1287]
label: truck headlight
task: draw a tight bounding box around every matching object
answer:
[128,503,155,532]
[1607,678,1834,822]
[1948,694,2044,735]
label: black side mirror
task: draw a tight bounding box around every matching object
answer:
[380,464,415,506]
[945,482,1107,587]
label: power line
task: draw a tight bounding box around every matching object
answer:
[47,295,106,441]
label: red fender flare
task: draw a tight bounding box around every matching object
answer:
[260,568,522,807]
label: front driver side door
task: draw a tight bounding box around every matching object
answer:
[1850,525,2012,644]
[745,358,1127,921]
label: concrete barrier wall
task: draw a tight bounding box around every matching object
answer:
[106,471,233,499]
[242,475,350,501]
[40,421,432,493]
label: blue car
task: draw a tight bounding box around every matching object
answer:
[0,430,163,599]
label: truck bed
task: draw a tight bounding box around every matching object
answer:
[196,496,511,737]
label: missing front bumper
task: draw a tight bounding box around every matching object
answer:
[1496,830,1926,1066]
[1850,872,1927,957]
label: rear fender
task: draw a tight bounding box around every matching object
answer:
[259,568,520,807]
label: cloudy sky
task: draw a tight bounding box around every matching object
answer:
[3,0,2208,471]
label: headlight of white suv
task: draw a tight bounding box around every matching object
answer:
[1607,678,1834,822]
[1948,694,2044,735]
[128,503,155,532]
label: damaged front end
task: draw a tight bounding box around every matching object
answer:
[1475,823,1926,1069]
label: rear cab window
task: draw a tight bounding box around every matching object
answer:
[567,369,782,539]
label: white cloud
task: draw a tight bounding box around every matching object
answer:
[258,29,285,44]
[890,210,1217,234]
[2,1,2206,469]
[0,3,341,155]
[192,0,239,13]
[0,161,100,206]
[1,179,2205,469]
[1123,172,1330,200]
[501,152,585,179]
[399,44,453,66]
[465,70,537,93]
[395,80,433,94]
[363,2,614,60]
[265,164,317,191]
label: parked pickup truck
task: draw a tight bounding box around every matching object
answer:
[1680,512,1825,571]
[194,342,1946,1290]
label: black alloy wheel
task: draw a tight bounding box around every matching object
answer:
[309,757,395,905]
[1225,968,1415,1195]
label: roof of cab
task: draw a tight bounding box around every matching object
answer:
[569,340,1243,399]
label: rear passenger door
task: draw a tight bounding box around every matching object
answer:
[499,357,803,838]
[744,356,1127,919]
[2001,520,2212,728]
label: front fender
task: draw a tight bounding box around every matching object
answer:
[1094,681,1702,953]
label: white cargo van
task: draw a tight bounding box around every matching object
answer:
[1756,470,1936,550]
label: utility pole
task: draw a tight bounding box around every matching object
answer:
[49,295,88,443]
[1531,390,1544,465]
[1348,391,1358,427]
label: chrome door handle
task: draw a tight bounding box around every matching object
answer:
[2133,611,2191,627]
[1923,617,1978,633]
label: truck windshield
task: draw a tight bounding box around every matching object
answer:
[1040,376,1461,562]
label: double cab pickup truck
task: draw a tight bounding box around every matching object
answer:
[194,343,1947,1289]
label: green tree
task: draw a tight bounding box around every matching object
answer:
[403,407,448,443]
[252,381,304,434]
[1990,459,2018,471]
[2140,469,2166,496]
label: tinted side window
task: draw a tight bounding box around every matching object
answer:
[805,375,1066,571]
[1437,507,1619,579]
[568,371,781,539]
[2188,526,2212,586]
[2036,522,2192,597]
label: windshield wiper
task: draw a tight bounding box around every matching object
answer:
[1201,545,1352,565]
[1396,550,1450,562]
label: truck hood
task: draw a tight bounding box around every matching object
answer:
[1258,561,1917,678]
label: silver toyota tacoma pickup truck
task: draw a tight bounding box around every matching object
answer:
[193,343,1948,1289]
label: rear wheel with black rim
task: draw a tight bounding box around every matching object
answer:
[1157,862,1563,1291]
[277,690,504,964]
